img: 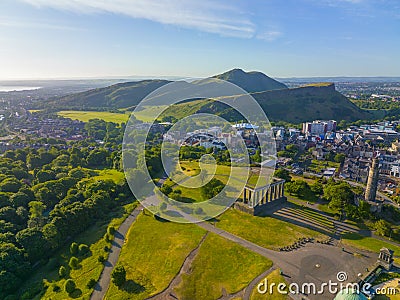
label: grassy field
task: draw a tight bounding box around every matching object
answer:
[21,202,137,300]
[131,105,168,122]
[169,161,268,203]
[307,160,340,174]
[93,169,126,185]
[105,213,206,300]
[175,233,272,300]
[168,161,248,203]
[58,110,129,124]
[158,99,209,120]
[250,269,289,300]
[216,209,327,250]
[341,233,400,265]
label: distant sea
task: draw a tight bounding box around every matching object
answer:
[0,86,41,92]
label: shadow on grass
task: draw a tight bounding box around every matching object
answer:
[177,197,196,203]
[342,232,364,240]
[121,280,145,294]
[69,288,82,298]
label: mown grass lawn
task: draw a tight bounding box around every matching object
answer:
[216,209,327,250]
[250,269,289,300]
[174,233,272,300]
[21,202,137,300]
[169,161,244,203]
[341,233,400,264]
[105,213,206,300]
[307,160,340,174]
[94,169,126,185]
[58,110,129,124]
[170,161,263,203]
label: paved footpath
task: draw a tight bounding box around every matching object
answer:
[90,204,143,300]
[196,221,376,300]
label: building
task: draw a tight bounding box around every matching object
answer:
[302,120,337,135]
[234,177,286,215]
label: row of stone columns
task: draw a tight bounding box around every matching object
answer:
[242,181,285,208]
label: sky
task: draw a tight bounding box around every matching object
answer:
[0,0,399,79]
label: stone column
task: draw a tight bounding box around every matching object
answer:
[278,183,283,198]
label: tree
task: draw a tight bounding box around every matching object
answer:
[310,181,324,196]
[28,201,46,227]
[286,180,311,198]
[324,182,354,213]
[334,153,346,164]
[87,278,97,289]
[69,256,79,269]
[0,243,30,297]
[70,242,79,255]
[0,178,21,193]
[15,227,50,262]
[42,223,61,249]
[374,220,392,237]
[36,170,56,183]
[274,169,292,182]
[111,265,126,287]
[10,192,30,208]
[58,266,67,278]
[64,279,76,294]
[78,244,89,256]
[201,178,224,199]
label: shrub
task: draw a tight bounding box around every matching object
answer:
[87,278,97,289]
[78,244,89,256]
[70,242,78,255]
[107,226,116,236]
[58,266,67,278]
[98,255,106,263]
[111,265,126,287]
[104,233,111,242]
[52,285,61,292]
[69,256,79,269]
[64,279,76,294]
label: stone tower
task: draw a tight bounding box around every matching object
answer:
[365,156,379,202]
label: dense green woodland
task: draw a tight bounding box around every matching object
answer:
[0,118,136,299]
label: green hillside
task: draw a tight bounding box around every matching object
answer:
[157,83,373,123]
[252,83,374,122]
[40,69,376,123]
[213,68,288,92]
[41,79,170,110]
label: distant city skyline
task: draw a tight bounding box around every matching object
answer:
[0,0,399,79]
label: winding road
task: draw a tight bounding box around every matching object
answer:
[90,204,143,300]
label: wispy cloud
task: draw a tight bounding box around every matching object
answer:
[20,0,256,38]
[0,17,82,31]
[256,30,282,41]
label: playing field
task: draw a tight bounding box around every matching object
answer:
[58,110,129,124]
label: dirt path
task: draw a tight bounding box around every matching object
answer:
[90,204,143,300]
[146,232,209,300]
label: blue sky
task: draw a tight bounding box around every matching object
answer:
[0,0,399,79]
